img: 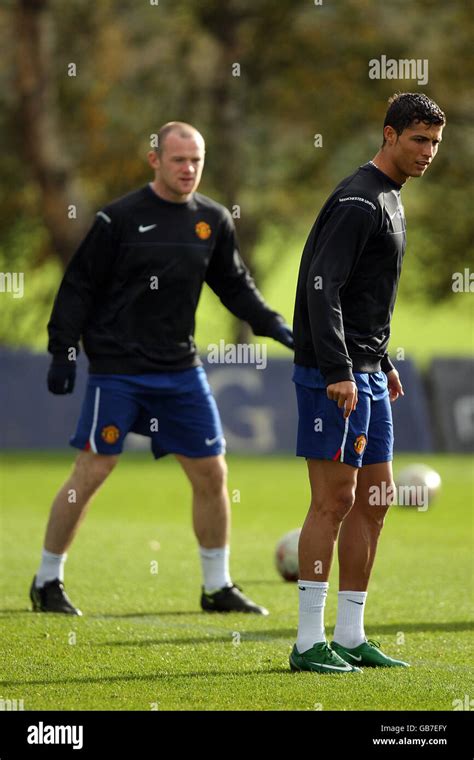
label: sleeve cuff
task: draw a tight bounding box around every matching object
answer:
[253,313,286,338]
[324,366,356,386]
[50,352,77,365]
[381,354,395,374]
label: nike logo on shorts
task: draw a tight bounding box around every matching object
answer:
[205,436,221,446]
[139,224,157,232]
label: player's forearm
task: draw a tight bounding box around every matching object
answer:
[47,215,114,358]
[307,283,354,385]
[217,279,286,337]
[47,284,91,359]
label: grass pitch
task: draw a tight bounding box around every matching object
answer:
[0,452,473,711]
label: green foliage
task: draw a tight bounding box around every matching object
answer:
[0,0,472,351]
[0,222,61,351]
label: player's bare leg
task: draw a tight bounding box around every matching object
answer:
[175,453,229,548]
[31,450,118,615]
[44,451,119,553]
[176,453,268,614]
[290,459,361,672]
[337,461,393,591]
[299,459,358,581]
[331,460,409,667]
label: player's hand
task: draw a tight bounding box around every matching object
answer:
[326,380,358,419]
[271,323,294,350]
[387,368,404,403]
[47,358,76,394]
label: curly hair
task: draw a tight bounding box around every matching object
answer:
[383,93,446,144]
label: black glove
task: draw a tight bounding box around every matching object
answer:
[47,358,76,394]
[270,323,294,350]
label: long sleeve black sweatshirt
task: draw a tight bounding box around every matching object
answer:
[293,162,406,385]
[48,185,286,373]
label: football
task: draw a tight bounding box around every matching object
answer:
[275,528,301,581]
[395,464,442,509]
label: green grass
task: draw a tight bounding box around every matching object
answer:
[0,452,473,711]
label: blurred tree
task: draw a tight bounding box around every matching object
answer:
[14,0,90,266]
[0,0,472,351]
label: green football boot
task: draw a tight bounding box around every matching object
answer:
[330,639,410,668]
[289,641,362,674]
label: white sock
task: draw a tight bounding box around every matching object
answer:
[296,580,329,653]
[333,590,368,648]
[199,546,231,593]
[35,548,67,588]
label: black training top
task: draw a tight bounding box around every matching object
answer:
[48,185,285,374]
[293,162,406,385]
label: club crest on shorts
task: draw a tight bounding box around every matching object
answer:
[101,425,120,444]
[354,434,367,454]
[195,221,211,240]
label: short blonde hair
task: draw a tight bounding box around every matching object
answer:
[156,122,205,155]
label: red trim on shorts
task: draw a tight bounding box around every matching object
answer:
[332,448,341,461]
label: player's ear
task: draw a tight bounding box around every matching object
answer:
[147,150,160,170]
[383,125,397,147]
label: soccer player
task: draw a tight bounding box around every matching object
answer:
[30,122,293,616]
[290,93,445,673]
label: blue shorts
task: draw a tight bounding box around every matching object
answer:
[293,365,393,468]
[70,367,225,459]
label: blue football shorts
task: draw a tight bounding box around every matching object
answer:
[70,367,225,459]
[293,365,393,468]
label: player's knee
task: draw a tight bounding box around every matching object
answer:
[365,503,390,530]
[384,480,397,508]
[192,458,227,497]
[313,486,355,524]
[361,477,395,524]
[75,451,118,486]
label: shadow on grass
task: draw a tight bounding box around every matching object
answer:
[0,609,32,615]
[94,620,473,648]
[0,668,289,688]
[96,632,296,646]
[1,609,472,637]
[92,611,203,618]
[238,580,285,585]
[0,609,202,618]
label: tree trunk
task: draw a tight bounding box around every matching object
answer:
[199,2,260,345]
[14,0,90,267]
